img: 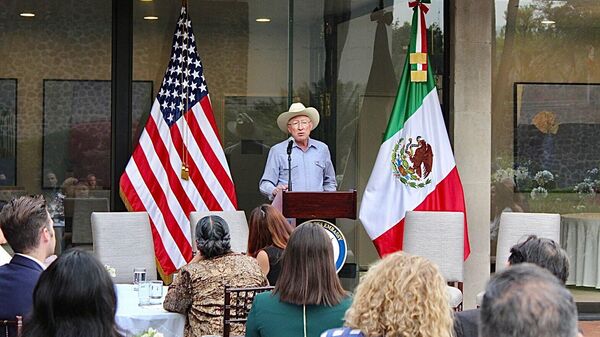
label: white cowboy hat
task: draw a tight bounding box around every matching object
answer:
[276,102,320,133]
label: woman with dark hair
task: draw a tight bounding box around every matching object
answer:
[247,204,293,285]
[22,249,122,337]
[164,215,267,337]
[245,222,351,337]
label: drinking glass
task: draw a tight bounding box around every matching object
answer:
[149,280,163,301]
[133,267,146,291]
[138,281,151,306]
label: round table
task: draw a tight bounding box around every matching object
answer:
[115,284,185,337]
[561,213,600,288]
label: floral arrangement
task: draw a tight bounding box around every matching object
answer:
[104,264,116,278]
[136,328,164,337]
[530,170,555,200]
[574,168,600,196]
[491,156,531,190]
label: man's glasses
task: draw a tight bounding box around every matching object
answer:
[287,120,311,128]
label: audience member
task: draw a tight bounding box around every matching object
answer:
[247,204,294,285]
[61,177,79,198]
[86,173,99,190]
[322,252,453,337]
[246,222,351,337]
[74,182,90,198]
[22,249,122,337]
[45,172,59,190]
[480,263,579,337]
[454,235,570,337]
[507,234,569,283]
[0,196,55,322]
[164,215,267,337]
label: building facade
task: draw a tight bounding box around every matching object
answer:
[1,0,598,307]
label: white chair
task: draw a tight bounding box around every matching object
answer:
[189,211,248,253]
[403,210,465,310]
[495,212,560,272]
[91,212,157,283]
[71,198,109,248]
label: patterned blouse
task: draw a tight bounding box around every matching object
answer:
[163,252,267,337]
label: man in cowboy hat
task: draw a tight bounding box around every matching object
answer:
[259,102,337,199]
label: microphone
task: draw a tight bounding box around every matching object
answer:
[287,138,293,191]
[287,139,293,155]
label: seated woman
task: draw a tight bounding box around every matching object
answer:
[247,204,294,285]
[246,222,352,337]
[23,249,122,337]
[322,252,453,337]
[164,215,267,337]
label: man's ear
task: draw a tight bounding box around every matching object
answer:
[42,227,53,241]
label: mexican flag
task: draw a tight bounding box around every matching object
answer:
[359,0,470,259]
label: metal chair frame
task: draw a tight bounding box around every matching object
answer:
[1,315,23,337]
[222,285,274,337]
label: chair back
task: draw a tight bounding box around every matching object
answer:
[72,198,109,246]
[403,211,464,282]
[496,212,560,272]
[91,212,157,283]
[0,315,22,337]
[88,189,110,199]
[223,285,274,337]
[189,211,248,253]
[403,211,465,310]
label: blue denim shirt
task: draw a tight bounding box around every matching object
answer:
[259,138,337,199]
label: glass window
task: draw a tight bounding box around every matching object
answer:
[291,0,445,267]
[133,0,445,273]
[492,0,600,299]
[0,1,112,254]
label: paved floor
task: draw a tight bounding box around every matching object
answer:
[579,321,600,337]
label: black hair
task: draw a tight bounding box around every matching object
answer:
[195,215,231,259]
[508,235,569,284]
[23,249,122,337]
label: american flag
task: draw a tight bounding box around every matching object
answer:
[120,6,237,275]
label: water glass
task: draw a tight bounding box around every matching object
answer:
[138,281,151,306]
[133,267,146,290]
[149,280,163,300]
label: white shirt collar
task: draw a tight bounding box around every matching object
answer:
[15,253,47,270]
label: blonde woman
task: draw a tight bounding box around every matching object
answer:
[322,252,453,337]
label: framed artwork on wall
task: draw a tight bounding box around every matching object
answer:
[513,82,600,192]
[0,79,17,186]
[42,79,153,190]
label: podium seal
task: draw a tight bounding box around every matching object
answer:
[299,219,347,273]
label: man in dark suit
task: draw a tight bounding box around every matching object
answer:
[0,195,56,321]
[454,235,570,337]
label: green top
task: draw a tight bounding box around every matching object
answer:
[245,291,352,337]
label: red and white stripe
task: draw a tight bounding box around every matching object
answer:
[120,96,237,275]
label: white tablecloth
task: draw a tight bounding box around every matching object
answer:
[561,213,600,288]
[115,284,185,337]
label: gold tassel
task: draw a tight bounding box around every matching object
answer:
[181,164,190,180]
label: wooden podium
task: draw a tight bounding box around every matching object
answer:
[281,190,357,224]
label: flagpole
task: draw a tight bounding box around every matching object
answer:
[180,0,190,180]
